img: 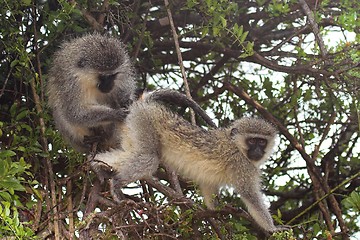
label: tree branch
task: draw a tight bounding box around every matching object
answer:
[299,0,328,58]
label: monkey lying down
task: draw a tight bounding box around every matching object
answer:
[94,93,289,233]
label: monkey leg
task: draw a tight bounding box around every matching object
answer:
[109,178,126,203]
[96,149,160,203]
[84,126,122,151]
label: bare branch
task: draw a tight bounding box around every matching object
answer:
[299,0,328,58]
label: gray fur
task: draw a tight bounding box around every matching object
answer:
[145,89,217,128]
[46,33,215,152]
[96,99,288,232]
[47,33,136,152]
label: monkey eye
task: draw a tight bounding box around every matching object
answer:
[247,138,256,145]
[258,139,267,146]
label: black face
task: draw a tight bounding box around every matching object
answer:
[246,137,267,161]
[98,73,118,93]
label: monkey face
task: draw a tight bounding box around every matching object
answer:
[246,137,267,161]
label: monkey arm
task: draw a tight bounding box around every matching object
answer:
[198,183,220,209]
[95,148,160,202]
[67,105,129,128]
[237,183,288,233]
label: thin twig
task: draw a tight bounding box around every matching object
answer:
[0,65,12,98]
[163,0,193,201]
[31,6,61,238]
[66,180,75,239]
[299,0,328,59]
[312,112,336,159]
[164,0,196,125]
[132,6,149,60]
[288,171,360,225]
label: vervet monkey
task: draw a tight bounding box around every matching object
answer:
[95,98,288,232]
[47,33,215,152]
[47,33,135,152]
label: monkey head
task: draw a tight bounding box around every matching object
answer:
[51,33,135,96]
[75,39,126,71]
[229,117,278,166]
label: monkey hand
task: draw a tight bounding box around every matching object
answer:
[115,108,130,120]
[90,159,114,183]
[83,135,103,147]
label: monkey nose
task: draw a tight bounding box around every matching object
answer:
[248,150,264,161]
[98,74,117,93]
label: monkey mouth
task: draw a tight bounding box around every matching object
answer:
[248,153,263,161]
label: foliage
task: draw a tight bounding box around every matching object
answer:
[0,149,35,238]
[0,0,359,239]
[342,188,360,213]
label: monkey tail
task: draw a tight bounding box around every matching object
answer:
[143,89,217,128]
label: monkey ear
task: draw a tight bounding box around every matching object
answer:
[230,128,239,137]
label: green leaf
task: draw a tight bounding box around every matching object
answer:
[220,16,227,27]
[0,150,16,158]
[342,190,360,212]
[0,192,12,202]
[16,110,30,121]
[235,24,243,38]
[0,178,26,192]
[9,103,18,118]
[263,77,274,98]
[22,0,32,6]
[240,31,249,43]
[16,146,26,152]
[212,26,220,36]
[10,60,19,68]
[313,223,321,236]
[201,27,209,38]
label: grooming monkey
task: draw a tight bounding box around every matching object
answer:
[95,97,289,233]
[47,33,215,152]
